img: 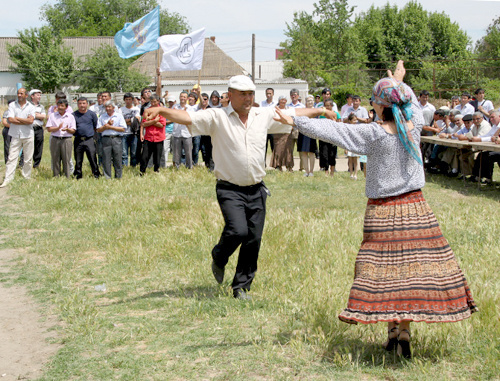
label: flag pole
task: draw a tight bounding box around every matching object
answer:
[156,47,162,96]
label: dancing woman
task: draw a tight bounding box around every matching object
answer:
[274,61,477,358]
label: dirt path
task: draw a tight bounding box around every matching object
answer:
[0,190,60,380]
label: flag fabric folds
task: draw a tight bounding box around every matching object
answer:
[114,6,160,59]
[158,28,206,72]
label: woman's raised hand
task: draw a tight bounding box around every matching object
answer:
[388,60,405,83]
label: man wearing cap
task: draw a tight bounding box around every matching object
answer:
[1,88,36,187]
[29,89,46,168]
[145,75,336,300]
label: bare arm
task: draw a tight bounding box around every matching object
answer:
[8,115,34,125]
[144,106,192,126]
[155,67,162,96]
[47,122,63,133]
[107,125,125,132]
[294,107,337,120]
[141,117,160,127]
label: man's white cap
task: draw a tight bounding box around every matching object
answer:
[167,95,176,102]
[439,106,450,111]
[227,75,256,91]
[454,114,463,120]
[29,89,42,96]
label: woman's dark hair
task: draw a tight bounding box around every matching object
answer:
[382,107,395,121]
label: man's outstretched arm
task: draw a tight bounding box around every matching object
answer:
[144,107,192,126]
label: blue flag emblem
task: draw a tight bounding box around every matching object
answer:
[114,6,160,59]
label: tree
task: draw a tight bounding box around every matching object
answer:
[280,0,367,93]
[7,27,74,92]
[40,0,189,37]
[476,16,500,77]
[74,45,150,92]
[281,11,323,85]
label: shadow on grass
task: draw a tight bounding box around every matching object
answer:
[184,340,254,352]
[320,336,451,367]
[102,285,225,307]
[425,172,500,201]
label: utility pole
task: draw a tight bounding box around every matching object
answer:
[251,34,255,83]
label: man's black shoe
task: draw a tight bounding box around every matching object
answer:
[233,289,251,301]
[211,261,224,284]
[467,176,478,183]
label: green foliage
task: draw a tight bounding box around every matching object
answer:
[281,0,366,90]
[74,45,150,92]
[330,84,360,107]
[7,27,74,92]
[477,78,500,103]
[413,54,477,98]
[40,0,189,37]
[281,11,323,85]
[354,1,470,86]
[281,0,472,96]
[476,16,500,77]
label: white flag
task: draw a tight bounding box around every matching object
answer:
[158,28,206,72]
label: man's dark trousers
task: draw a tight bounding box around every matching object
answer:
[74,136,100,179]
[33,126,44,168]
[212,181,267,294]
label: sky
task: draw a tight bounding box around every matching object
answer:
[1,0,499,62]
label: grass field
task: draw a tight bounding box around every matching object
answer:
[0,141,499,380]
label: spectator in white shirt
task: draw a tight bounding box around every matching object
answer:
[260,88,276,108]
[341,95,369,123]
[0,88,36,187]
[172,92,193,169]
[470,110,500,183]
[454,92,475,116]
[471,88,494,122]
[315,88,338,113]
[418,90,436,113]
[288,88,305,108]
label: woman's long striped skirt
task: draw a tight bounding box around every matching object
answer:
[338,190,478,324]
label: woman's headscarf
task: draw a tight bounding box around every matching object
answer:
[371,77,422,165]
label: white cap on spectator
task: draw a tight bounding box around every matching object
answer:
[454,114,463,120]
[227,75,256,92]
[29,89,41,96]
[167,95,176,102]
[439,106,450,112]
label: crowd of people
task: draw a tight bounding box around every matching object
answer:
[1,83,498,188]
[419,89,500,184]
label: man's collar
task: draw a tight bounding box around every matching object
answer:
[224,103,236,116]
